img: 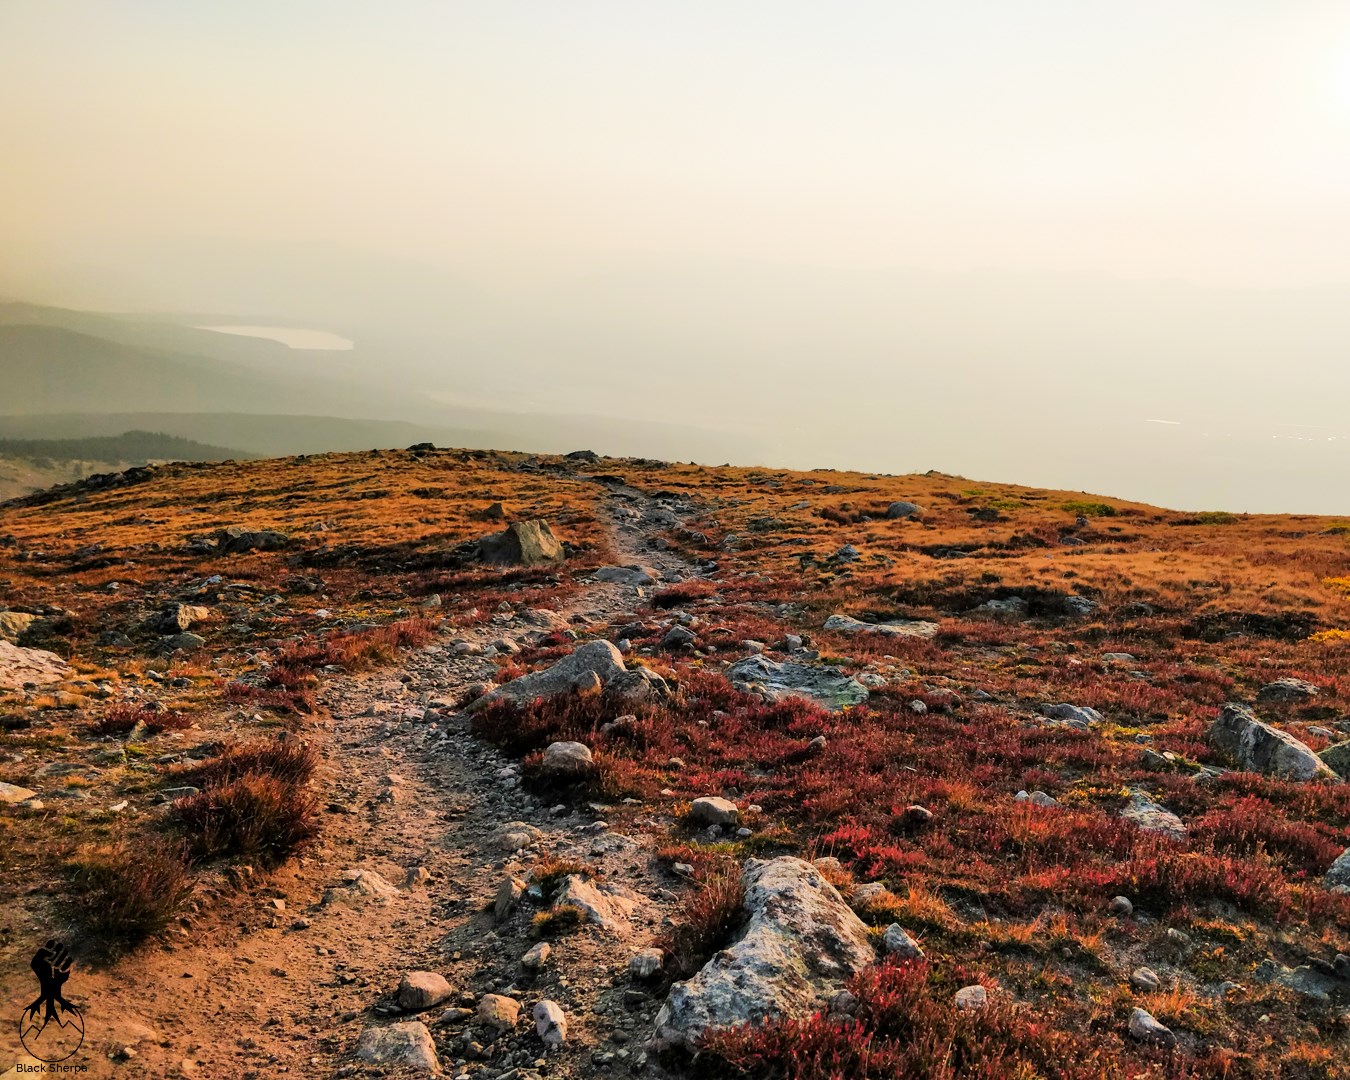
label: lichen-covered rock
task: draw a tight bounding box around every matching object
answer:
[726,655,869,710]
[823,614,939,639]
[1120,790,1186,840]
[1326,847,1350,890]
[651,857,875,1052]
[1317,741,1350,778]
[468,640,627,712]
[1209,703,1336,781]
[541,741,594,776]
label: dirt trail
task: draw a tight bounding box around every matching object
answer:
[3,486,704,1079]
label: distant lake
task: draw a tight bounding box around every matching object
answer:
[197,324,354,350]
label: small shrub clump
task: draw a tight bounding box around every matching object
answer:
[66,836,193,951]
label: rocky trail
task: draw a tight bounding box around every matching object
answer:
[11,486,704,1079]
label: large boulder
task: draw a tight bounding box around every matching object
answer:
[1209,704,1337,781]
[823,614,939,640]
[652,857,876,1052]
[355,1022,440,1073]
[0,640,68,690]
[468,640,627,712]
[885,501,922,520]
[727,655,868,710]
[477,520,565,567]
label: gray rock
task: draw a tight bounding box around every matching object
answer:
[594,565,661,587]
[1131,967,1161,991]
[885,501,922,519]
[1317,741,1350,778]
[954,985,988,1010]
[979,597,1029,618]
[1101,652,1138,663]
[1209,703,1336,780]
[495,876,526,922]
[727,655,869,710]
[882,924,924,959]
[630,948,664,979]
[661,625,697,649]
[823,614,939,640]
[1109,896,1134,917]
[1128,1007,1176,1048]
[652,857,875,1052]
[1256,678,1319,704]
[541,741,594,775]
[1041,703,1104,727]
[215,527,290,555]
[1325,847,1350,890]
[355,1022,440,1072]
[491,822,542,853]
[1015,790,1060,808]
[469,640,628,712]
[398,971,452,1011]
[477,520,565,567]
[1062,595,1099,617]
[1121,791,1186,841]
[689,797,739,827]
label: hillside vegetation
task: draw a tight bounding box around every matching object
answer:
[0,449,1347,1077]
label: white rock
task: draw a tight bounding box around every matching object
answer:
[533,1000,567,1046]
[629,948,664,979]
[652,857,875,1051]
[689,796,739,826]
[1128,1007,1176,1047]
[954,985,988,1010]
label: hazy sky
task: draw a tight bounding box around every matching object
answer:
[5,2,1350,510]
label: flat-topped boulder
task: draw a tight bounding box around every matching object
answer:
[0,640,68,690]
[1209,703,1336,781]
[823,613,940,639]
[652,857,875,1052]
[727,655,868,710]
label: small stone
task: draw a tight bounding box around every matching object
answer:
[496,876,526,922]
[398,971,453,1012]
[1131,967,1161,992]
[689,796,738,826]
[1128,1007,1177,1048]
[521,942,551,970]
[533,999,567,1046]
[477,993,521,1030]
[629,948,664,979]
[954,985,988,1010]
[1109,896,1134,917]
[882,924,924,959]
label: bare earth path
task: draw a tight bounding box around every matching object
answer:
[2,487,704,1079]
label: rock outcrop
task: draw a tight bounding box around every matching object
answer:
[1209,704,1336,781]
[652,857,875,1052]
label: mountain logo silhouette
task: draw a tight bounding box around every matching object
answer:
[18,939,84,1062]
